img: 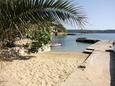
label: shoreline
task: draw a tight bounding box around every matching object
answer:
[0,40,114,86]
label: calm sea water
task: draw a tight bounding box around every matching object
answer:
[51,33,115,52]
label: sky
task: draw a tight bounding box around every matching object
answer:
[64,0,115,30]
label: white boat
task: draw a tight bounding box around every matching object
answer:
[51,43,61,47]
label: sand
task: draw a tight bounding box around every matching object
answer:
[60,51,110,86]
[0,52,88,86]
[0,40,113,86]
[60,40,113,86]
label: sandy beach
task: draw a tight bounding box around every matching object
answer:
[0,40,114,86]
[60,51,110,86]
[60,40,113,86]
[0,0,114,86]
[0,52,88,86]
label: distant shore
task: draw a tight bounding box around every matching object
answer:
[67,30,115,33]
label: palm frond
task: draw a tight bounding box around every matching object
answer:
[0,0,87,41]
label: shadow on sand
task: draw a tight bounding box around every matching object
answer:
[0,54,35,62]
[0,49,35,61]
[0,55,35,62]
[110,52,115,86]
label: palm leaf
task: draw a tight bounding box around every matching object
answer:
[0,0,87,41]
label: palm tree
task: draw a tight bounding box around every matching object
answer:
[0,0,87,47]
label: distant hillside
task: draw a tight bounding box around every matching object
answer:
[67,30,115,33]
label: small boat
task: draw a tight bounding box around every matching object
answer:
[67,33,76,35]
[76,37,99,43]
[51,43,62,47]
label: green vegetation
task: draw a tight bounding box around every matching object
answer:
[54,24,67,33]
[25,27,51,53]
[0,0,86,52]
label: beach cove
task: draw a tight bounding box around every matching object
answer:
[0,0,115,86]
[0,40,114,86]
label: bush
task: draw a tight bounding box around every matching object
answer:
[24,27,51,53]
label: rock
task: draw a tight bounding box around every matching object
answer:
[14,38,32,46]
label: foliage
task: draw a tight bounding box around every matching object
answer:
[0,0,86,41]
[24,27,51,53]
[54,24,67,32]
[0,0,87,53]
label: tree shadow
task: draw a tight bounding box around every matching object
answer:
[0,50,35,61]
[110,52,115,86]
[0,55,35,62]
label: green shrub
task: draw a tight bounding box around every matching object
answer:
[24,27,51,53]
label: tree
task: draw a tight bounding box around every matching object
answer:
[0,0,87,48]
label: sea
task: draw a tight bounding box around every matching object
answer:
[51,33,115,52]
